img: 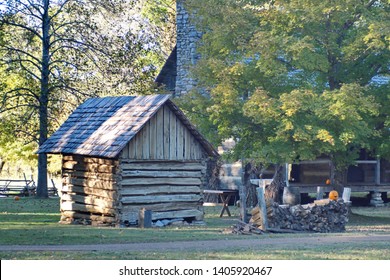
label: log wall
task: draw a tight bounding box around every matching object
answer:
[60,155,119,226]
[117,160,206,224]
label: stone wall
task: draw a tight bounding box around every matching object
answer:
[175,0,202,96]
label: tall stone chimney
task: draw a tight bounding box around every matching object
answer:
[155,0,201,96]
[175,0,201,96]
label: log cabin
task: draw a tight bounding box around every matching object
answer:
[38,94,219,226]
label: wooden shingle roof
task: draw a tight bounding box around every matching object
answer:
[38,94,218,159]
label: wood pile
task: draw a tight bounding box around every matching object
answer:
[251,200,349,233]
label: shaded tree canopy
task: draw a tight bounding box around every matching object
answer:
[179,0,389,177]
[0,0,176,195]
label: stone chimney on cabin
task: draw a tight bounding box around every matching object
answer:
[155,0,201,96]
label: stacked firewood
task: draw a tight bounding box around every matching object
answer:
[251,200,349,233]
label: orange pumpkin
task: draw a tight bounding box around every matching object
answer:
[14,196,20,201]
[329,190,339,201]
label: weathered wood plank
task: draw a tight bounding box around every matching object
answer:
[135,129,143,159]
[61,201,116,215]
[61,211,116,223]
[121,170,202,178]
[185,128,191,159]
[63,155,118,166]
[142,121,150,159]
[121,202,203,212]
[61,185,117,200]
[121,194,202,204]
[189,132,195,160]
[169,110,177,159]
[120,185,201,196]
[128,139,135,159]
[256,186,268,230]
[67,178,115,190]
[121,142,129,159]
[156,106,165,159]
[63,162,117,173]
[120,209,203,224]
[121,161,205,171]
[163,105,170,159]
[149,115,157,159]
[65,171,115,181]
[121,177,202,186]
[61,193,116,208]
[176,119,184,160]
[139,208,152,228]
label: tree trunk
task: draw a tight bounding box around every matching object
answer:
[0,158,5,174]
[36,0,50,198]
[265,164,286,204]
[241,161,263,207]
[333,167,347,195]
[330,156,347,195]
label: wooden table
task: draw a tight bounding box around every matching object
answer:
[203,189,238,217]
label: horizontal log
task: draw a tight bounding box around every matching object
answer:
[63,162,117,173]
[61,185,117,200]
[121,170,202,178]
[61,193,116,209]
[66,178,116,190]
[313,199,331,205]
[61,201,116,215]
[120,185,201,196]
[63,155,118,166]
[120,194,202,204]
[120,209,203,224]
[61,211,116,223]
[121,177,202,186]
[120,161,206,171]
[62,160,77,169]
[121,202,203,212]
[65,171,116,181]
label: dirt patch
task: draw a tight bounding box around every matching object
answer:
[1,234,390,252]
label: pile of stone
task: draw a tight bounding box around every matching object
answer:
[370,192,385,207]
[153,218,206,227]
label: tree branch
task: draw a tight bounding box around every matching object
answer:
[14,0,44,19]
[4,88,40,102]
[0,18,42,40]
[2,45,42,64]
[49,0,73,21]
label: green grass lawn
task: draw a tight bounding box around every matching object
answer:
[1,197,390,260]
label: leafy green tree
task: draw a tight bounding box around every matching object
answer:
[182,0,389,195]
[0,0,173,196]
[141,0,176,59]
